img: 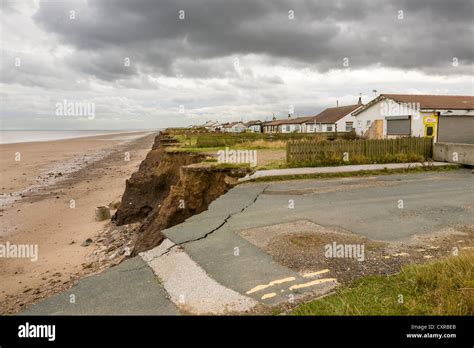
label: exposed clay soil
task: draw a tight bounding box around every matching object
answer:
[133,163,251,254]
[112,132,252,255]
[113,135,207,225]
[239,220,474,284]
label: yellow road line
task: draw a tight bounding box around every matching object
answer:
[246,277,296,294]
[289,278,337,290]
[261,292,277,300]
[302,269,330,278]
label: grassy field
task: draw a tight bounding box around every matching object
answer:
[171,133,287,150]
[167,133,287,168]
[291,251,474,316]
[166,132,453,171]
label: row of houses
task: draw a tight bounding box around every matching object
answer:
[196,120,264,133]
[192,94,474,143]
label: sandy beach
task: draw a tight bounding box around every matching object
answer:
[0,131,157,313]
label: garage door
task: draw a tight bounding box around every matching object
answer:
[438,116,474,144]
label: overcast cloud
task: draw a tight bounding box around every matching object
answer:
[1,0,473,130]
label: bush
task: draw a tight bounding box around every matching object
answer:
[337,130,359,140]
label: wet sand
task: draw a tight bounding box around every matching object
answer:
[0,131,157,313]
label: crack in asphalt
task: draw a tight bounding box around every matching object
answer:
[144,184,271,261]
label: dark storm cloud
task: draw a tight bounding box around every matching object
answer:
[32,0,474,81]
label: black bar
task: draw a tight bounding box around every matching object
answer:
[0,316,472,346]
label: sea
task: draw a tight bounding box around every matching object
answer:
[0,130,150,144]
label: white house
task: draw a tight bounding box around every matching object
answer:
[261,116,311,133]
[202,120,220,132]
[245,120,263,133]
[260,103,363,134]
[262,119,281,133]
[279,116,314,133]
[352,94,474,142]
[222,121,247,133]
[306,101,364,133]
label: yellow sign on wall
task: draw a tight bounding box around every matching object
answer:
[423,114,438,138]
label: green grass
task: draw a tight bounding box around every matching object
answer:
[212,162,252,169]
[247,165,460,183]
[168,146,224,153]
[255,160,288,170]
[287,153,427,167]
[292,252,474,316]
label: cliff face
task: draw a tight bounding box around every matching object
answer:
[113,148,206,225]
[113,132,251,255]
[133,164,249,254]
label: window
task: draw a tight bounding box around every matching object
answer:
[366,120,371,127]
[357,120,361,127]
[345,122,353,132]
[317,124,322,132]
[308,125,313,132]
[386,116,410,135]
[285,125,290,132]
[327,125,333,132]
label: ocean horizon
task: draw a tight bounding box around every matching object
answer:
[0,129,158,144]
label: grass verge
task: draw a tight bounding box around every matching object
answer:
[247,164,461,183]
[291,252,474,315]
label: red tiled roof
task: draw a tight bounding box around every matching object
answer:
[245,120,262,126]
[313,104,362,123]
[381,94,474,110]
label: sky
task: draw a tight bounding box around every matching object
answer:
[1,0,473,130]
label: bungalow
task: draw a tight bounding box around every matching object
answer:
[279,116,315,133]
[262,119,281,133]
[308,101,363,133]
[222,121,247,133]
[352,94,474,143]
[245,120,263,133]
[262,116,314,133]
[214,122,228,132]
[202,120,220,132]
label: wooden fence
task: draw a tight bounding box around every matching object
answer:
[286,137,433,164]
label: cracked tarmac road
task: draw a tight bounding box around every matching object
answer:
[22,169,474,315]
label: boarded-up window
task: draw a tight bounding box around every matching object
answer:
[386,116,410,135]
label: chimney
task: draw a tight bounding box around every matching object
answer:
[336,100,339,107]
[358,93,362,105]
[288,113,291,119]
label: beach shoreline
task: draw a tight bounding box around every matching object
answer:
[0,129,156,145]
[0,131,157,313]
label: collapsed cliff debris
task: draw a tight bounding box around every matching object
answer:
[112,132,252,255]
[112,133,206,225]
